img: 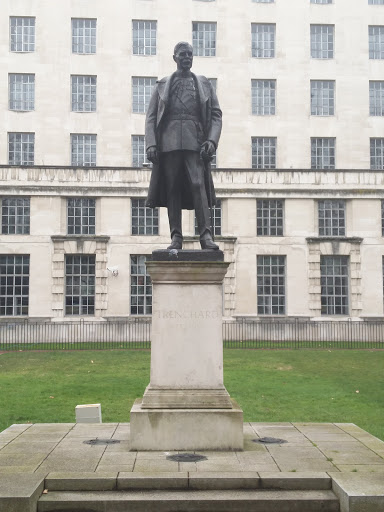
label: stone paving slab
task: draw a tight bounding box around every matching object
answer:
[258,472,332,490]
[330,472,384,512]
[117,472,189,490]
[96,464,135,473]
[45,472,118,491]
[0,474,44,512]
[336,464,384,473]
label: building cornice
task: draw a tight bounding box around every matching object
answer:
[2,167,384,199]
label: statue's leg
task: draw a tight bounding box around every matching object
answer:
[184,151,218,250]
[162,151,183,246]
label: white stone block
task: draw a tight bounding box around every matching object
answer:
[75,404,102,423]
[147,262,229,390]
[130,399,243,451]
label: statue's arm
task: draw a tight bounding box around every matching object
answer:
[206,83,222,150]
[145,86,159,163]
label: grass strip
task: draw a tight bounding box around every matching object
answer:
[0,349,382,441]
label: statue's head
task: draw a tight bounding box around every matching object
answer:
[173,42,193,71]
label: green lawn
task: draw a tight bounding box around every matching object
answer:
[0,349,383,440]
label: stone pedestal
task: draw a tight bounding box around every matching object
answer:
[130,250,243,451]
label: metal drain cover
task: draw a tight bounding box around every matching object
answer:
[166,453,207,462]
[253,437,287,444]
[83,438,121,445]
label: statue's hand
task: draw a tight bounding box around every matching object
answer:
[202,140,215,157]
[146,146,158,164]
[200,141,216,162]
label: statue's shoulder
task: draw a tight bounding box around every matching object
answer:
[157,76,169,84]
[195,75,214,95]
[195,75,210,84]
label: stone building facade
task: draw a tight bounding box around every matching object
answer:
[1,0,384,322]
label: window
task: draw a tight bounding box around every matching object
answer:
[0,255,29,316]
[71,134,96,167]
[8,133,34,165]
[311,0,332,3]
[320,256,349,315]
[132,135,146,167]
[252,80,276,115]
[369,26,384,59]
[311,138,335,169]
[310,25,334,59]
[130,255,152,315]
[133,20,157,55]
[67,198,95,235]
[132,77,156,113]
[65,255,95,315]
[257,199,284,236]
[9,74,35,111]
[311,80,335,116]
[370,0,384,4]
[257,255,286,315]
[1,198,30,234]
[318,200,345,236]
[131,198,159,235]
[71,76,96,112]
[252,137,276,169]
[72,18,96,54]
[195,199,222,236]
[369,81,384,116]
[192,22,216,56]
[370,138,384,169]
[251,24,275,58]
[10,17,35,52]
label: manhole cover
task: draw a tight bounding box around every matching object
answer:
[253,437,287,444]
[83,439,120,445]
[166,453,207,462]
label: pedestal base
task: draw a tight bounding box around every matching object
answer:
[130,398,244,451]
[141,386,233,409]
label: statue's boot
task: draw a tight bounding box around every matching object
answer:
[167,233,183,250]
[200,232,219,251]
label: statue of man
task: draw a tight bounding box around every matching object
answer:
[145,41,222,250]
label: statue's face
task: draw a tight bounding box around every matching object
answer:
[173,45,193,71]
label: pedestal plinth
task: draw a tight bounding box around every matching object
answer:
[130,250,243,451]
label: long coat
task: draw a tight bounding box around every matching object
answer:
[145,72,222,210]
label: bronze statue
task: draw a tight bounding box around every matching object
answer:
[145,42,222,250]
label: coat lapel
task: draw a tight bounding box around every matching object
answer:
[156,74,174,127]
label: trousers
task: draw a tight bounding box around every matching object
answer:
[161,150,211,238]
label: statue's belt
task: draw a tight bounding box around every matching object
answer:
[165,114,200,121]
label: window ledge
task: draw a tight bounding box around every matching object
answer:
[51,235,110,243]
[306,236,363,244]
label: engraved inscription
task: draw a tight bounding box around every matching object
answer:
[154,310,219,319]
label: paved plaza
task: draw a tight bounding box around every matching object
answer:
[1,421,383,475]
[0,421,383,511]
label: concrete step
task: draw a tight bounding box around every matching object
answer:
[44,471,333,492]
[38,489,340,512]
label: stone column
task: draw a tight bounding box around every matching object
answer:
[130,250,243,451]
